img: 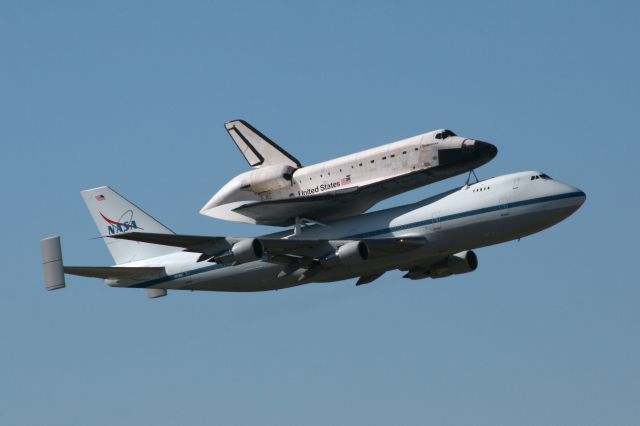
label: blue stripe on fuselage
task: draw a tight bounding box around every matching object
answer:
[128,262,228,288]
[129,191,585,289]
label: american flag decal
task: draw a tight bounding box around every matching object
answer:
[340,176,351,185]
[95,195,105,201]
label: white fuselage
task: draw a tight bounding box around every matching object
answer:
[116,171,585,292]
[265,134,438,199]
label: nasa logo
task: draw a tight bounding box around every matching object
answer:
[100,210,144,235]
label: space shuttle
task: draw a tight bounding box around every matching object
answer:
[200,120,497,226]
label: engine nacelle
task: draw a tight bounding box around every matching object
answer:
[404,250,478,280]
[322,241,369,267]
[430,250,478,278]
[214,238,264,265]
[246,164,296,193]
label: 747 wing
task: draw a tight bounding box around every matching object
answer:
[109,232,426,266]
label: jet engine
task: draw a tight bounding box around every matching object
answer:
[322,241,369,267]
[245,164,296,193]
[404,250,478,280]
[214,238,264,265]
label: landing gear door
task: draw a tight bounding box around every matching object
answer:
[420,135,439,169]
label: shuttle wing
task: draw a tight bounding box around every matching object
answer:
[232,187,369,226]
[225,119,302,169]
[229,167,450,226]
[202,167,456,226]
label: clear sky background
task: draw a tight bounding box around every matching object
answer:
[1,1,638,425]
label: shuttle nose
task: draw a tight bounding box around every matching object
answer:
[475,140,498,160]
[438,138,497,169]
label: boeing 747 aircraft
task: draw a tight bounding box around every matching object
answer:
[200,120,497,226]
[41,171,585,298]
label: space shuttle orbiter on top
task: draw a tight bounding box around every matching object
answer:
[200,120,497,226]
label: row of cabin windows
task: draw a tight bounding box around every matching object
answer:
[308,148,419,181]
[473,186,490,192]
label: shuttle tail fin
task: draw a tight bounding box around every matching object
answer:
[80,186,181,264]
[224,119,302,169]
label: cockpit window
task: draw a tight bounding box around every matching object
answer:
[531,173,553,181]
[435,129,457,140]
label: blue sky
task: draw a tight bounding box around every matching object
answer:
[1,1,638,425]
